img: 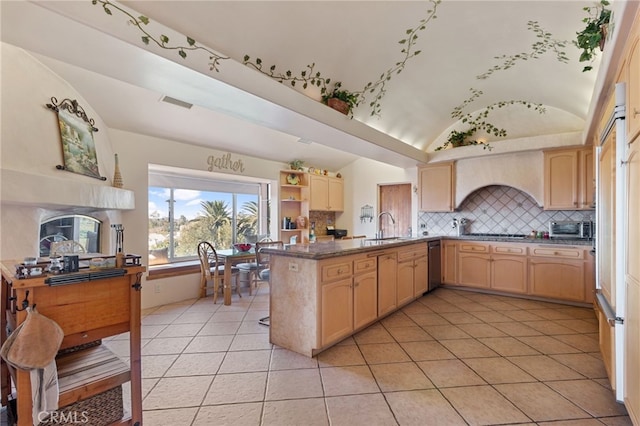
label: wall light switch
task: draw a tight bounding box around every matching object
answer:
[288,262,299,272]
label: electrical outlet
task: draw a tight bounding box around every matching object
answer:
[288,262,299,272]
[154,283,161,293]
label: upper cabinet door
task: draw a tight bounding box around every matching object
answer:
[309,175,344,211]
[544,149,580,209]
[327,177,344,212]
[544,148,594,210]
[418,162,455,212]
[309,174,329,211]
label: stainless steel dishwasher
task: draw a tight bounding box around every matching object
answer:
[428,240,441,292]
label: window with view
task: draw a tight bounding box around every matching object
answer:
[148,170,270,265]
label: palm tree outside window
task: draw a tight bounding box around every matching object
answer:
[148,186,265,264]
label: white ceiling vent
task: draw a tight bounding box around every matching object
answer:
[160,95,193,109]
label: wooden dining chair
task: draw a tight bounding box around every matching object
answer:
[197,241,240,303]
[352,235,366,239]
[315,235,335,242]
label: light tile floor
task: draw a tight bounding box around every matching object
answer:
[107,286,632,426]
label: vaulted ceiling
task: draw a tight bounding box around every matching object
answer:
[0,1,621,170]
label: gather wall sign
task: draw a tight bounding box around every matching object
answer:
[206,152,245,173]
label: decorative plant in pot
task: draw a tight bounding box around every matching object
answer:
[435,128,493,151]
[321,82,360,115]
[575,0,612,72]
[288,159,305,170]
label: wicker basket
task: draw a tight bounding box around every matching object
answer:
[37,386,123,426]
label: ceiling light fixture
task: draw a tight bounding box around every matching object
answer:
[160,95,193,109]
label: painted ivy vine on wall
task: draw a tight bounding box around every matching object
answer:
[242,0,441,117]
[93,0,441,118]
[93,0,229,72]
[437,21,566,151]
[476,21,569,80]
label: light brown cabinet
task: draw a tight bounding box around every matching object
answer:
[490,244,527,294]
[529,258,585,302]
[279,170,309,243]
[528,246,591,302]
[418,162,455,212]
[397,243,428,305]
[442,240,458,284]
[377,251,398,316]
[414,253,428,297]
[320,256,378,347]
[353,258,378,330]
[543,147,594,210]
[443,239,594,304]
[309,174,344,211]
[321,276,353,346]
[457,242,491,289]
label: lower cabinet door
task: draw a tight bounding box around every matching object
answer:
[442,241,458,284]
[378,253,398,316]
[414,255,428,297]
[458,253,491,288]
[354,270,377,330]
[397,261,415,307]
[321,278,353,346]
[491,255,527,294]
[529,258,585,301]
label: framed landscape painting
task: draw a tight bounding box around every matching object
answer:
[56,107,101,179]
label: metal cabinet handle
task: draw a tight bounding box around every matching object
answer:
[634,107,639,118]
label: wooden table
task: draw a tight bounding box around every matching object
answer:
[217,249,256,305]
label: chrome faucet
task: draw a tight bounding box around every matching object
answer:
[377,211,396,239]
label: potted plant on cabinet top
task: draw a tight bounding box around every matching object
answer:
[288,159,305,170]
[321,82,359,115]
[575,0,612,72]
[435,128,493,151]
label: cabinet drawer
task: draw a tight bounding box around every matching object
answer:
[397,245,426,261]
[321,261,352,282]
[458,242,489,254]
[492,245,527,256]
[354,257,376,274]
[531,247,584,259]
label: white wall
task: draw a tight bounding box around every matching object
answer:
[337,158,418,238]
[0,43,124,259]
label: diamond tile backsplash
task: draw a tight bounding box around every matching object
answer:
[418,185,594,236]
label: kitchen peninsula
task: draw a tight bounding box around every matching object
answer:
[265,237,431,357]
[265,235,594,357]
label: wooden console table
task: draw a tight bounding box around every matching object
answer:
[0,259,145,425]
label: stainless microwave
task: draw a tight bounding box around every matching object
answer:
[549,221,594,239]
